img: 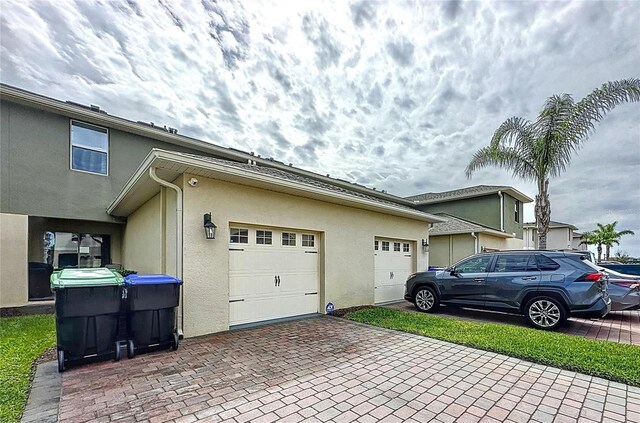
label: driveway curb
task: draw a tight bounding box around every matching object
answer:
[21,361,60,423]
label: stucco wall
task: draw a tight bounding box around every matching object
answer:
[451,234,475,264]
[417,195,500,230]
[181,174,430,337]
[0,213,29,307]
[547,227,572,250]
[122,193,162,273]
[429,236,451,268]
[478,233,523,251]
[503,194,524,238]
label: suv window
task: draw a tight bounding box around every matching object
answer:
[494,255,537,272]
[454,256,492,273]
[535,254,560,271]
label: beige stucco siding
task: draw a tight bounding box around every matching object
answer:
[122,193,162,273]
[451,234,475,264]
[429,236,451,267]
[181,174,430,337]
[478,233,523,251]
[0,213,28,307]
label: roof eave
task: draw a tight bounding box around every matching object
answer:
[411,187,533,205]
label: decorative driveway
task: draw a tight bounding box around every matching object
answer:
[388,302,640,345]
[57,317,638,423]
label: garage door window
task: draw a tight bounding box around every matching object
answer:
[382,241,390,251]
[230,228,248,243]
[374,240,379,251]
[403,243,410,252]
[282,232,296,246]
[394,242,401,251]
[302,234,315,247]
[256,230,272,245]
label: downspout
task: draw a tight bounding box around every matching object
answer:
[471,232,478,254]
[497,191,504,232]
[149,167,184,337]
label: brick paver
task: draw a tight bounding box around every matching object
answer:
[58,317,639,422]
[388,302,640,345]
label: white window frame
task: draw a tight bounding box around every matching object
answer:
[403,243,410,253]
[374,240,379,251]
[256,230,273,245]
[382,241,390,251]
[69,119,109,176]
[394,242,401,252]
[302,234,315,247]
[230,227,249,244]
[282,232,297,246]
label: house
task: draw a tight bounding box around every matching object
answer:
[0,84,444,336]
[406,186,534,267]
[523,221,584,251]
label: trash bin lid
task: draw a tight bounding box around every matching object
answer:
[124,274,183,286]
[51,268,124,288]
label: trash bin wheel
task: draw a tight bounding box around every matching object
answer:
[171,332,179,351]
[114,341,121,361]
[127,340,135,359]
[57,349,65,373]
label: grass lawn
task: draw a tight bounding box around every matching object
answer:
[0,314,56,423]
[344,307,640,386]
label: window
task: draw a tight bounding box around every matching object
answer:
[382,241,390,251]
[70,121,109,175]
[374,240,379,251]
[282,232,296,246]
[393,242,401,252]
[256,230,272,245]
[493,255,536,272]
[403,243,410,253]
[454,255,492,273]
[230,228,248,243]
[515,200,521,223]
[536,254,560,271]
[302,234,314,247]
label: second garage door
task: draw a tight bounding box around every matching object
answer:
[374,238,413,304]
[229,225,319,326]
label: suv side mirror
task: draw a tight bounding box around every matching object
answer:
[448,267,459,277]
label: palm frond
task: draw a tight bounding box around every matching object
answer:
[489,117,534,150]
[465,145,536,180]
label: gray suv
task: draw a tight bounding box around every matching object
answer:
[404,251,611,330]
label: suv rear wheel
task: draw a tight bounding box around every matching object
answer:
[524,297,566,330]
[414,287,440,313]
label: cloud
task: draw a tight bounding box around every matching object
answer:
[1,0,638,253]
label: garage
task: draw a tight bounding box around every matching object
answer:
[374,238,413,304]
[228,225,319,326]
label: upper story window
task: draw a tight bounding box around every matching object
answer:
[70,121,109,175]
[514,200,521,223]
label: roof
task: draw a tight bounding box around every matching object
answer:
[0,83,413,208]
[406,185,533,204]
[108,149,446,223]
[523,221,578,230]
[429,213,514,238]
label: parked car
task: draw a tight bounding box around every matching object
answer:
[583,263,640,311]
[404,251,610,330]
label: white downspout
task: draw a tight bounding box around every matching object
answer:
[497,191,504,232]
[149,167,184,337]
[471,231,478,253]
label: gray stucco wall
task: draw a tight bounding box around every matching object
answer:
[416,195,501,230]
[503,194,524,238]
[0,101,215,222]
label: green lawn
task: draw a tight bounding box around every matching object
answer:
[344,307,640,386]
[0,314,56,423]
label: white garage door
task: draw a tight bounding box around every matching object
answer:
[374,238,413,304]
[229,226,319,326]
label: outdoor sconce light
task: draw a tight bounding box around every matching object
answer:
[421,239,429,252]
[203,213,217,240]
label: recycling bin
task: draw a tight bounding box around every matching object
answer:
[124,274,182,358]
[51,268,124,372]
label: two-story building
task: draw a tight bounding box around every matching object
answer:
[406,186,533,267]
[0,84,445,336]
[523,221,586,251]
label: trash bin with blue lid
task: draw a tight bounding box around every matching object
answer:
[50,268,125,372]
[124,274,182,358]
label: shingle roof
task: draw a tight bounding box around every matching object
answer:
[174,152,428,215]
[406,185,533,204]
[523,221,578,230]
[429,213,512,237]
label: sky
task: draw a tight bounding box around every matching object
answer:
[1,0,639,255]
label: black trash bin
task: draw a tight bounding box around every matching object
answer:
[50,268,124,372]
[124,274,182,358]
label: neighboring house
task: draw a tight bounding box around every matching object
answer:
[0,84,444,337]
[406,185,533,267]
[523,221,584,251]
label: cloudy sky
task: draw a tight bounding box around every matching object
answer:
[1,0,639,255]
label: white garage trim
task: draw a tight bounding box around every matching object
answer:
[374,238,414,304]
[228,224,320,326]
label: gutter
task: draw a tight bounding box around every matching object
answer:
[471,231,478,253]
[149,167,184,337]
[498,191,504,232]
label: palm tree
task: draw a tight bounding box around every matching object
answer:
[599,221,635,261]
[579,230,603,263]
[465,79,640,249]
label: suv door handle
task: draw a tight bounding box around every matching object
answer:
[521,276,537,281]
[474,278,485,283]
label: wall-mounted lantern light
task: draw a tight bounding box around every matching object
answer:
[421,239,429,252]
[203,213,217,240]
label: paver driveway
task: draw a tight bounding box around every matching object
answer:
[58,317,639,423]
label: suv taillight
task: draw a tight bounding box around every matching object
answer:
[611,280,639,289]
[577,273,603,282]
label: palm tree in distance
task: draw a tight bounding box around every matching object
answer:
[466,79,640,249]
[599,222,635,261]
[579,231,603,263]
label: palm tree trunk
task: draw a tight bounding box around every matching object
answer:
[535,179,551,250]
[605,245,610,261]
[597,244,602,263]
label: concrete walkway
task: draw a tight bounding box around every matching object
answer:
[36,316,638,422]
